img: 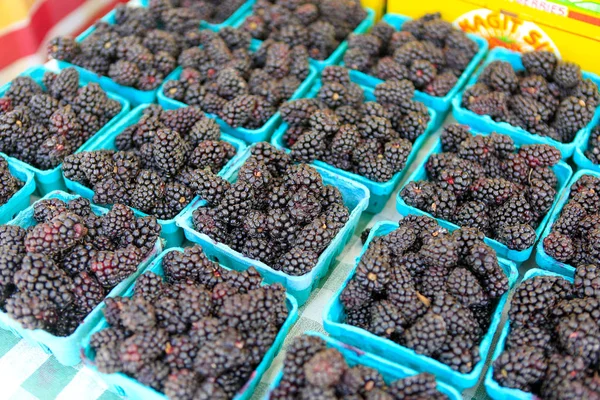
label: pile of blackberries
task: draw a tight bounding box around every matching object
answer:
[153,0,247,24]
[62,105,236,220]
[493,265,600,398]
[280,66,430,183]
[400,125,561,251]
[344,14,479,97]
[270,334,449,399]
[462,50,599,143]
[162,29,310,130]
[340,215,509,374]
[89,245,289,398]
[240,0,367,61]
[192,143,350,276]
[0,68,121,169]
[47,3,201,90]
[0,197,160,336]
[544,174,600,266]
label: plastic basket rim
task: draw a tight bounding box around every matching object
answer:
[63,102,247,225]
[270,82,438,193]
[343,13,489,108]
[176,144,371,285]
[1,190,162,342]
[484,268,572,399]
[451,47,600,153]
[323,219,518,386]
[535,168,600,275]
[81,245,299,400]
[267,331,463,400]
[395,128,573,257]
[0,65,131,175]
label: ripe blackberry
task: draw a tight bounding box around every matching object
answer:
[544,231,574,262]
[5,292,58,330]
[397,111,429,142]
[573,264,600,298]
[553,61,582,89]
[304,348,346,388]
[522,51,557,78]
[129,170,166,213]
[402,312,447,357]
[218,95,259,128]
[25,212,88,256]
[353,250,391,293]
[467,243,509,298]
[497,224,537,251]
[554,96,593,140]
[280,98,322,127]
[437,334,480,373]
[72,271,105,314]
[90,246,141,288]
[374,80,414,105]
[493,346,547,391]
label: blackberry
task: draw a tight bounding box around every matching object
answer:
[491,193,534,231]
[354,251,391,293]
[446,267,488,307]
[5,292,58,330]
[497,224,536,250]
[493,346,547,391]
[375,57,409,81]
[554,96,593,140]
[396,111,429,142]
[218,95,258,128]
[25,212,88,256]
[90,246,141,288]
[374,80,414,105]
[130,170,166,213]
[553,61,582,89]
[543,231,574,262]
[291,131,326,163]
[368,300,404,339]
[438,335,480,373]
[509,275,572,327]
[388,373,441,399]
[402,312,447,357]
[505,325,553,354]
[522,51,557,78]
[574,264,600,298]
[384,138,412,172]
[526,178,556,217]
[280,99,322,127]
[467,243,509,298]
[304,348,346,387]
[72,271,105,314]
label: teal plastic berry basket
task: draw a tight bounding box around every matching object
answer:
[0,154,36,224]
[535,169,599,276]
[176,145,370,305]
[451,47,600,159]
[81,246,299,400]
[346,13,488,132]
[138,0,254,30]
[0,191,162,366]
[0,65,130,195]
[63,103,247,248]
[395,129,573,263]
[234,8,375,71]
[157,45,319,144]
[573,120,600,173]
[323,220,518,390]
[267,331,463,399]
[484,268,570,400]
[271,81,436,214]
[52,9,179,106]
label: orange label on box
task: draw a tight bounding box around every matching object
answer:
[456,9,560,53]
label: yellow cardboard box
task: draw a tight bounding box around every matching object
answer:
[362,0,386,20]
[387,0,600,74]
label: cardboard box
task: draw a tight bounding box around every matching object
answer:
[387,0,600,74]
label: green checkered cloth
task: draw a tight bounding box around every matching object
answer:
[1,125,496,400]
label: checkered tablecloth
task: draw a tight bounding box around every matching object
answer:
[1,117,514,400]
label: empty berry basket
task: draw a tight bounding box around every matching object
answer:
[62,103,247,248]
[156,44,319,144]
[452,47,600,159]
[271,81,436,214]
[81,246,299,400]
[268,331,462,399]
[0,154,36,224]
[176,145,370,305]
[396,129,573,263]
[345,13,488,132]
[0,191,162,366]
[0,66,130,195]
[323,220,519,390]
[536,169,600,276]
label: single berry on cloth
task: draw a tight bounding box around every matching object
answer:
[493,265,600,397]
[270,334,448,399]
[400,125,560,251]
[3,196,160,337]
[89,245,289,397]
[62,105,237,220]
[462,50,598,143]
[280,66,430,183]
[0,68,121,169]
[339,216,509,374]
[192,143,350,276]
[345,15,479,97]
